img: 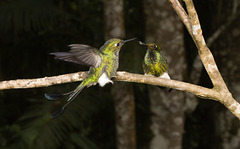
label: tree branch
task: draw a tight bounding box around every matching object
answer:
[1,0,240,120]
[1,70,240,118]
[169,0,192,36]
[0,71,218,99]
[169,0,240,119]
[183,0,229,91]
[0,72,88,90]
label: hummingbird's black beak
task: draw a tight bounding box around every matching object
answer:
[123,38,137,43]
[139,41,146,45]
[139,41,148,49]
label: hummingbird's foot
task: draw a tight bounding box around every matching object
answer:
[111,75,117,78]
[110,80,114,85]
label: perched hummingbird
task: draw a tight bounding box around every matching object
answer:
[45,38,136,118]
[139,41,172,90]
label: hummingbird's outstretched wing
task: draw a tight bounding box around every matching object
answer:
[50,44,102,68]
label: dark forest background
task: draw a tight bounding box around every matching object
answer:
[0,0,240,149]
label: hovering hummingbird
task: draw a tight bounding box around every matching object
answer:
[45,38,136,118]
[139,41,172,90]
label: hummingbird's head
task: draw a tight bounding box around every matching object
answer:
[139,41,161,52]
[103,38,136,53]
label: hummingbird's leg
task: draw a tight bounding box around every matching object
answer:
[98,66,110,87]
[111,74,117,78]
[98,72,114,87]
[111,74,117,79]
[109,73,117,85]
[110,80,114,85]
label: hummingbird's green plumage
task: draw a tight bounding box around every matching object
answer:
[140,41,170,79]
[45,38,135,118]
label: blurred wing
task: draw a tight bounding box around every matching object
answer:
[50,52,83,65]
[50,44,102,68]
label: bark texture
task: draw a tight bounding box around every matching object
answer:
[103,0,125,40]
[112,83,136,149]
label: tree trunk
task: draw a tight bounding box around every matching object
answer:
[103,1,137,149]
[112,82,136,149]
[143,0,185,149]
[103,0,125,39]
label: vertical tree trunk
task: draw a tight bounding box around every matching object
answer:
[103,0,125,39]
[143,0,185,149]
[103,1,137,149]
[111,83,136,149]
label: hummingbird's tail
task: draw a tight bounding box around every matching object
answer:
[45,85,85,118]
[44,91,74,100]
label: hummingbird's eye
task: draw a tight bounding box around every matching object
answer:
[152,45,157,49]
[114,43,120,47]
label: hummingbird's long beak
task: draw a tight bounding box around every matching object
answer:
[139,41,149,49]
[123,38,137,43]
[139,41,146,46]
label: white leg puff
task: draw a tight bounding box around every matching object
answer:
[98,72,113,87]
